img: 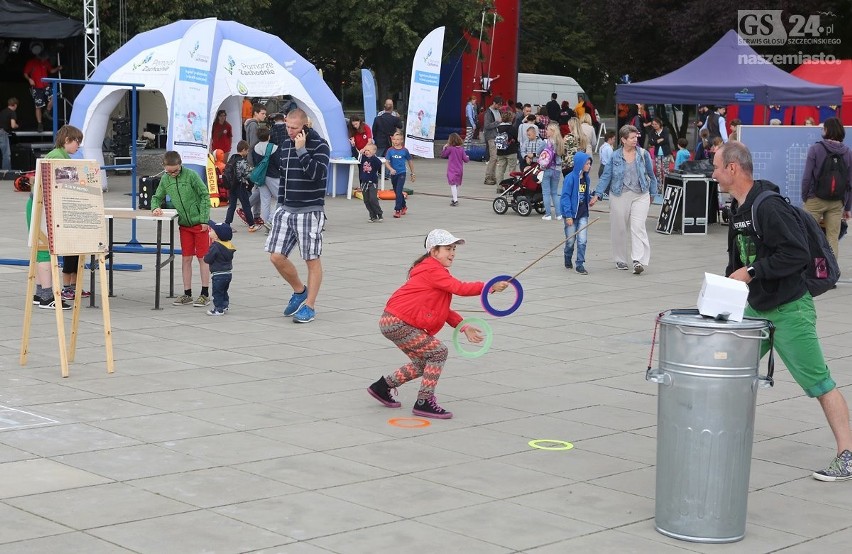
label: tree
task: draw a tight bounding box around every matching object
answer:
[269,0,491,100]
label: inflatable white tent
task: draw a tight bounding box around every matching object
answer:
[69,18,349,190]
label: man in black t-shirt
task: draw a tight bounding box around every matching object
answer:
[372,99,403,156]
[0,97,19,171]
[546,93,560,122]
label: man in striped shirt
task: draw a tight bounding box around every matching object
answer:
[265,109,330,323]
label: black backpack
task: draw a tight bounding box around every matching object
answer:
[814,143,850,201]
[221,154,240,190]
[751,190,839,297]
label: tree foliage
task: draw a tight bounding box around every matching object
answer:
[40,0,851,111]
[269,0,490,98]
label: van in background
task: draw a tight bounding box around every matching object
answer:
[516,73,586,110]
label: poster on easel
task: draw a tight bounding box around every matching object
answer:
[22,158,113,378]
[30,159,108,255]
[656,184,683,235]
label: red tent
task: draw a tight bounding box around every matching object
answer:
[790,60,852,125]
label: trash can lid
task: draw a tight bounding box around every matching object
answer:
[659,310,768,331]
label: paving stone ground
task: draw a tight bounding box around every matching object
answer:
[0,150,851,553]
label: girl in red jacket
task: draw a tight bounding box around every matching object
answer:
[368,229,509,419]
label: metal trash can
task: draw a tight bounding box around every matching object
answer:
[646,309,772,543]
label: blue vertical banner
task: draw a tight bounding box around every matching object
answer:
[361,68,377,125]
[405,27,445,158]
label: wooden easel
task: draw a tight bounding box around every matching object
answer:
[20,160,114,377]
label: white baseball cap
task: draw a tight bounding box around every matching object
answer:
[425,229,465,251]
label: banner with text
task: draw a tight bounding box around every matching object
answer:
[405,27,444,158]
[170,18,217,166]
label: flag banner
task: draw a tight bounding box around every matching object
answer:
[405,27,444,158]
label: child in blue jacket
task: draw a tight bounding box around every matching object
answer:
[560,151,593,275]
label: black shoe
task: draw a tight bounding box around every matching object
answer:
[39,297,71,310]
[368,377,401,408]
[412,395,453,419]
[564,261,573,270]
[576,265,589,275]
[32,294,40,305]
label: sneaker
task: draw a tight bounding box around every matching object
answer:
[633,261,644,275]
[367,376,401,408]
[39,297,71,310]
[450,200,458,207]
[61,288,75,300]
[376,216,384,222]
[556,215,563,220]
[80,289,91,298]
[401,207,408,215]
[292,304,315,323]
[393,211,401,218]
[236,208,248,225]
[616,262,629,270]
[564,261,573,270]
[813,450,852,481]
[576,265,589,275]
[32,295,40,305]
[172,294,194,306]
[541,215,552,221]
[193,294,210,307]
[206,308,226,316]
[412,395,453,419]
[248,224,261,232]
[368,218,376,223]
[283,287,308,316]
[254,217,265,226]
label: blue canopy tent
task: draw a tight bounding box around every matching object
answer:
[617,30,843,109]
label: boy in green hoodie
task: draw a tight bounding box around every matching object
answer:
[151,151,212,307]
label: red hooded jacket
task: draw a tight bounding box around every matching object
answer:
[384,256,484,336]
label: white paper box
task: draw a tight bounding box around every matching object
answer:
[697,272,749,322]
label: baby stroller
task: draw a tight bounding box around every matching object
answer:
[492,162,546,216]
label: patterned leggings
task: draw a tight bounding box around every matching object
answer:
[380,311,448,400]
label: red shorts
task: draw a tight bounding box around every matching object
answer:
[179,224,211,258]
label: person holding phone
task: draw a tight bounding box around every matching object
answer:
[265,109,330,323]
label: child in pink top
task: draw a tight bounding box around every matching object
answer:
[440,133,469,206]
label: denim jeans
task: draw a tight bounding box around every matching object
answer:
[391,172,408,212]
[564,215,588,266]
[225,185,254,225]
[540,168,561,217]
[0,130,10,171]
[211,273,231,311]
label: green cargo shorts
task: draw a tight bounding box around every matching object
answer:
[746,293,836,398]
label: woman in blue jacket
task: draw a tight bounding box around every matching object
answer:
[590,125,658,275]
[560,151,592,274]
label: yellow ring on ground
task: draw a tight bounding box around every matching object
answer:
[528,439,574,451]
[388,417,431,428]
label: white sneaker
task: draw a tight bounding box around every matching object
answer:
[541,215,552,221]
[556,215,563,220]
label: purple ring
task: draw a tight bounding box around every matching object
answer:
[481,275,523,317]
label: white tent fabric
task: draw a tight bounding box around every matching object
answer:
[69,18,349,190]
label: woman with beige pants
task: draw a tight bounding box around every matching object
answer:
[590,125,659,274]
[800,118,852,258]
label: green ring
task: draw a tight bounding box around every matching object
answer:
[452,317,493,359]
[528,439,574,451]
